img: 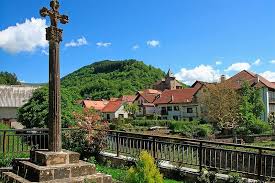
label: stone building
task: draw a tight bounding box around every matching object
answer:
[153,69,183,91]
[0,85,38,127]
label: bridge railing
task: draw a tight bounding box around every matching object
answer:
[1,128,275,180]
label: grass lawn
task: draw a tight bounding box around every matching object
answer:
[95,163,187,183]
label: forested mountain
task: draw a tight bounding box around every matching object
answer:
[0,71,20,85]
[61,60,165,99]
[18,60,165,127]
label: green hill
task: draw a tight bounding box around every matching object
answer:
[61,59,165,99]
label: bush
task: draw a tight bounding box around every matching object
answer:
[237,118,271,136]
[168,121,214,138]
[126,151,163,183]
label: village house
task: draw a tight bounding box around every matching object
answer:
[80,95,135,120]
[191,70,275,122]
[224,70,275,121]
[101,100,129,120]
[154,88,201,121]
[153,69,183,91]
[0,85,38,127]
[134,89,162,117]
[81,100,109,112]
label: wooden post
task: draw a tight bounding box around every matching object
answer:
[116,132,119,157]
[3,131,7,158]
[199,142,203,172]
[153,137,156,160]
[258,149,262,181]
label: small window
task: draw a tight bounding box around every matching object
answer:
[119,114,124,118]
[167,106,172,111]
[161,107,166,111]
[173,116,179,120]
[187,108,193,113]
[189,117,193,121]
[174,106,180,111]
[162,117,168,120]
[107,114,110,120]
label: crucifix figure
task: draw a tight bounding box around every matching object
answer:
[40,0,69,152]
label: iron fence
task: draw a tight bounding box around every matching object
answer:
[1,128,275,180]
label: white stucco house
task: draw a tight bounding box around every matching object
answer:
[153,88,201,121]
[101,101,129,120]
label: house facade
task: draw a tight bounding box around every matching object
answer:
[101,101,129,120]
[0,85,38,127]
[134,89,161,116]
[154,88,201,121]
[223,70,275,121]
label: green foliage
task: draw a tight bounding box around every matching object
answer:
[61,60,164,100]
[169,121,214,138]
[268,112,275,135]
[226,173,245,183]
[0,71,20,85]
[126,151,164,183]
[197,171,217,183]
[18,86,82,128]
[240,81,265,122]
[124,103,139,118]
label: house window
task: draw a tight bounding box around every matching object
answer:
[187,108,193,113]
[162,117,168,120]
[107,114,110,120]
[173,116,179,120]
[167,106,172,111]
[119,114,124,118]
[174,106,179,111]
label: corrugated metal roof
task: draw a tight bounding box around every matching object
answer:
[0,85,39,107]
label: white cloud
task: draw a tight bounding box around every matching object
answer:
[65,36,88,47]
[175,65,221,85]
[270,60,275,64]
[252,58,261,65]
[132,44,139,50]
[215,61,222,65]
[225,62,251,72]
[0,17,48,53]
[146,40,160,47]
[96,42,111,47]
[41,49,49,55]
[260,71,275,82]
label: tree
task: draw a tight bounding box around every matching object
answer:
[0,71,20,85]
[69,108,109,156]
[18,86,82,128]
[124,103,139,119]
[239,81,264,122]
[199,83,242,133]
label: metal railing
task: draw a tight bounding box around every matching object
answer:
[1,128,275,180]
[105,130,275,180]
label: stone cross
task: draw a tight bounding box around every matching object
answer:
[40,0,68,152]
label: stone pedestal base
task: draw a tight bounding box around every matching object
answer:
[1,150,112,183]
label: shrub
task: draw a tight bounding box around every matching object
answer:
[194,124,213,138]
[168,121,214,138]
[237,118,271,136]
[126,151,164,183]
[226,173,244,183]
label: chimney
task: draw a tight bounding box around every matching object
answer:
[255,74,260,83]
[220,75,226,83]
[170,95,174,102]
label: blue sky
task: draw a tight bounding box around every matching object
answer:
[0,0,275,84]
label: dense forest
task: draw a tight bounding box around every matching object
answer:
[62,60,165,99]
[0,71,20,85]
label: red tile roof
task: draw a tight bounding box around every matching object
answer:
[118,95,136,103]
[102,101,123,113]
[82,100,109,111]
[225,70,275,90]
[154,88,198,104]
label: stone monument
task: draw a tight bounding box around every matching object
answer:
[1,1,112,182]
